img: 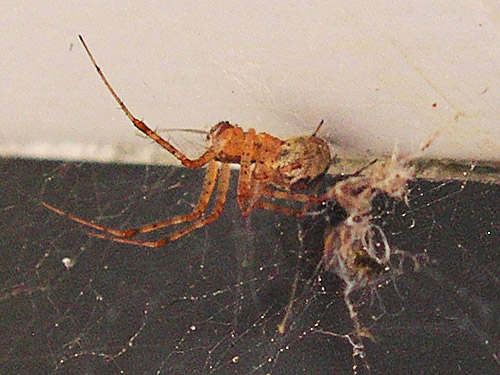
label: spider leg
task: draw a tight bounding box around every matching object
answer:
[236,128,257,214]
[253,201,304,216]
[41,160,220,238]
[262,188,317,203]
[253,191,316,217]
[240,182,265,217]
[78,35,217,168]
[89,163,231,248]
[248,187,325,217]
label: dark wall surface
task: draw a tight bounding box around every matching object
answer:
[1,158,498,375]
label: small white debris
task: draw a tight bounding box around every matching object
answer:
[62,257,75,269]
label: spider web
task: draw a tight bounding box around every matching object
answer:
[0,154,499,375]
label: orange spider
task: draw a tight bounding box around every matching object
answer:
[41,35,331,248]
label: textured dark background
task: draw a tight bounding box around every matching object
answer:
[1,158,498,375]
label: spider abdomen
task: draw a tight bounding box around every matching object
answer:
[272,135,331,191]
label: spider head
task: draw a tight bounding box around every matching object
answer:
[272,135,331,191]
[208,121,235,141]
[209,122,246,164]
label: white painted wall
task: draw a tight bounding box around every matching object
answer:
[2,1,500,163]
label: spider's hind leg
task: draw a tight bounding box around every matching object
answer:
[41,160,221,242]
[89,163,232,248]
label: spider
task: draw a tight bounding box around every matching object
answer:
[41,35,332,248]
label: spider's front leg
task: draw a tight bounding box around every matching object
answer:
[79,35,224,170]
